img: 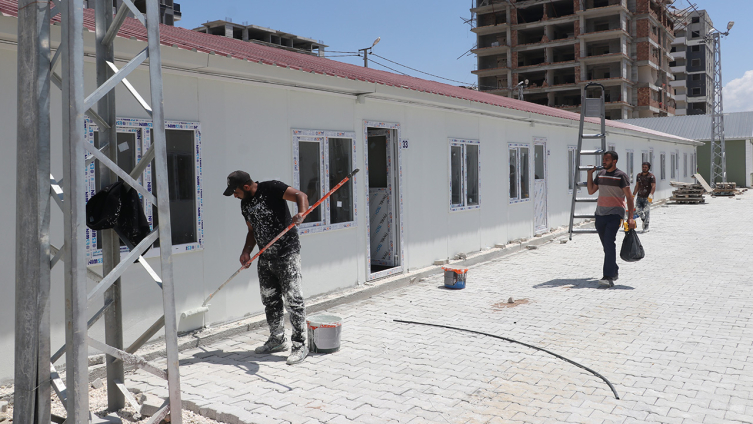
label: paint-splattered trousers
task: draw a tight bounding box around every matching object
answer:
[258,252,306,344]
[635,196,651,230]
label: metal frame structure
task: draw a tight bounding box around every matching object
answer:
[14,1,183,422]
[568,82,607,240]
[707,29,730,185]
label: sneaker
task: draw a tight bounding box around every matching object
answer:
[286,342,308,365]
[254,336,289,354]
[598,277,615,288]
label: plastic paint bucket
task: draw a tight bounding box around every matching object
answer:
[442,267,468,289]
[306,314,342,354]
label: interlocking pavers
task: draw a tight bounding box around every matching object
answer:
[124,194,753,423]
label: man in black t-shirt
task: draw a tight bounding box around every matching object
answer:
[632,162,656,233]
[223,170,310,365]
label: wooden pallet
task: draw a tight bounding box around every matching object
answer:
[670,197,705,204]
[671,193,705,199]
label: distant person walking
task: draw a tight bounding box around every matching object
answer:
[633,162,656,233]
[224,170,310,365]
[586,151,636,287]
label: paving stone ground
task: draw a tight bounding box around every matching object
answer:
[129,193,753,424]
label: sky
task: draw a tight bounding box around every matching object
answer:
[175,0,753,113]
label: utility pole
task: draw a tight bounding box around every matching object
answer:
[358,37,381,68]
[706,21,734,186]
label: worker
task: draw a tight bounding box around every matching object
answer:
[632,162,656,233]
[586,151,636,288]
[223,170,310,365]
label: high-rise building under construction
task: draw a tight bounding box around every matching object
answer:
[470,0,679,119]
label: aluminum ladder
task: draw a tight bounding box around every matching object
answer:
[568,82,607,240]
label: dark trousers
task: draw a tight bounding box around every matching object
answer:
[257,252,306,344]
[595,214,622,279]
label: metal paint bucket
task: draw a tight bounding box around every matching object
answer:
[442,267,468,289]
[306,314,342,353]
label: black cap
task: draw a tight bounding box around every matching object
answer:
[223,170,252,196]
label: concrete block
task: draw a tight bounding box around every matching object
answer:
[90,412,122,424]
[139,394,168,417]
[0,401,7,413]
[91,378,104,389]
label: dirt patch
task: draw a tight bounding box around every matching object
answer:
[491,298,530,311]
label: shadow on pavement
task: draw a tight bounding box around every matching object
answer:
[534,278,634,290]
[180,348,293,391]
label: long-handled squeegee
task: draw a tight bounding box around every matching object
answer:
[181,168,360,323]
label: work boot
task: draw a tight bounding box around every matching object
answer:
[254,335,288,354]
[286,342,308,365]
[598,277,615,288]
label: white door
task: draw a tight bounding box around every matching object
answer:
[534,142,548,234]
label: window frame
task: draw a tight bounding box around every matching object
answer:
[626,149,634,183]
[660,152,666,180]
[509,143,531,203]
[448,138,481,212]
[84,117,204,265]
[670,152,677,179]
[684,152,688,177]
[567,146,577,192]
[292,129,358,235]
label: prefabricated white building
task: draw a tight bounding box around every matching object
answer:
[0,5,701,382]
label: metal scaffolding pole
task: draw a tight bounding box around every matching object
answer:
[60,0,91,420]
[14,0,51,422]
[13,0,183,421]
[95,0,126,411]
[709,31,726,185]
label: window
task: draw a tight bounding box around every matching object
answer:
[660,153,666,180]
[691,45,700,52]
[684,153,688,177]
[642,151,649,166]
[293,130,357,233]
[626,150,635,183]
[671,153,677,178]
[509,144,530,202]
[691,58,700,67]
[84,118,204,264]
[692,74,701,81]
[691,16,700,23]
[692,87,701,96]
[449,139,481,211]
[567,146,577,191]
[691,30,700,38]
[649,149,655,169]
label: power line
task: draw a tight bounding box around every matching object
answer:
[370,53,476,86]
[368,58,409,76]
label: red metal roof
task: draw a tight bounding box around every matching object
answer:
[0,0,691,142]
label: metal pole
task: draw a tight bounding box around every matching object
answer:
[95,0,126,410]
[14,1,51,422]
[363,48,368,68]
[61,0,90,420]
[145,0,183,421]
[709,31,727,185]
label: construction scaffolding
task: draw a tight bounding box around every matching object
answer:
[14,0,183,422]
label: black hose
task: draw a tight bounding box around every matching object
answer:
[393,319,620,400]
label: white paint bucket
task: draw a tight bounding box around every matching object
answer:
[306,314,342,354]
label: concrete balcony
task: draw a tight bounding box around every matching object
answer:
[472,23,508,36]
[578,28,629,42]
[674,94,687,102]
[669,79,685,88]
[472,44,511,57]
[579,52,629,65]
[672,50,686,60]
[670,65,686,74]
[672,36,686,46]
[471,66,510,77]
[578,3,629,19]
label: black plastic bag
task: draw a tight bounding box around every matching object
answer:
[620,229,645,262]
